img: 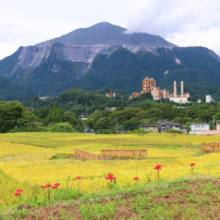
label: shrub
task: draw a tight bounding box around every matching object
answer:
[48,123,76,133]
[133,129,148,134]
[166,128,183,134]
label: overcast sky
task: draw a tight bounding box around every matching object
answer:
[1,0,220,60]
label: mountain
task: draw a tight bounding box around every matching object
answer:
[0,22,220,99]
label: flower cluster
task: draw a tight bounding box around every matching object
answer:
[14,189,23,196]
[154,164,162,170]
[41,183,60,189]
[105,174,116,180]
[190,163,195,166]
[133,177,139,181]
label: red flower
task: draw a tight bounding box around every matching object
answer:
[14,192,20,196]
[41,185,45,188]
[16,189,23,193]
[154,165,162,170]
[113,177,116,180]
[76,176,82,179]
[134,177,139,180]
[190,163,195,166]
[105,176,110,180]
[54,183,60,186]
[148,180,152,182]
[52,186,57,189]
[108,174,113,178]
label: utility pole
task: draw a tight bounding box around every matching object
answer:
[115,123,118,131]
[213,115,215,130]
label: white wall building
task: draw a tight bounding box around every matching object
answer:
[206,95,215,103]
[190,123,210,131]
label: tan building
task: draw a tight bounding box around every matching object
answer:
[142,77,156,93]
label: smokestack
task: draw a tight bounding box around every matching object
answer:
[181,81,184,97]
[174,81,177,97]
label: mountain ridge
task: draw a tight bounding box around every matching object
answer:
[0,22,220,100]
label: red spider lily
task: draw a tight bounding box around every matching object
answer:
[191,163,195,174]
[148,180,152,182]
[76,176,82,179]
[105,174,116,181]
[134,177,139,180]
[14,192,20,196]
[41,185,45,188]
[154,164,162,181]
[16,189,23,193]
[154,165,162,170]
[45,184,51,188]
[52,186,57,189]
[54,183,60,186]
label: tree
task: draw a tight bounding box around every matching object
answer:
[0,101,37,133]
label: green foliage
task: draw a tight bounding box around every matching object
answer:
[47,122,76,133]
[133,129,148,134]
[166,128,183,134]
[0,101,38,133]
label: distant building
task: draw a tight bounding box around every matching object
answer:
[197,99,201,103]
[106,92,116,98]
[39,97,56,100]
[129,92,140,99]
[190,123,210,131]
[157,121,189,133]
[105,107,116,111]
[139,125,159,132]
[206,95,215,103]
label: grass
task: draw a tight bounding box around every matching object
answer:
[1,177,220,219]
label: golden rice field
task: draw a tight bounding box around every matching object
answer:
[0,132,220,207]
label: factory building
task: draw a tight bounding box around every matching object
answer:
[168,81,190,103]
[130,77,190,103]
[142,77,170,100]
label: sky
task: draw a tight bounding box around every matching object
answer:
[1,0,220,60]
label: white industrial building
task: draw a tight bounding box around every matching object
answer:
[169,81,190,103]
[206,95,215,103]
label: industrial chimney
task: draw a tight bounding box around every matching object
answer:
[181,81,184,97]
[174,81,177,97]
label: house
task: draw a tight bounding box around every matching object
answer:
[217,121,220,131]
[157,121,189,133]
[190,123,210,131]
[139,125,159,132]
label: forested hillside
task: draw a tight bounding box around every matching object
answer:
[0,77,36,101]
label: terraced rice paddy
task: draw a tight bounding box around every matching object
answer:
[0,132,219,208]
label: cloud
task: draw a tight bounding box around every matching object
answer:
[0,0,220,59]
[126,0,220,55]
